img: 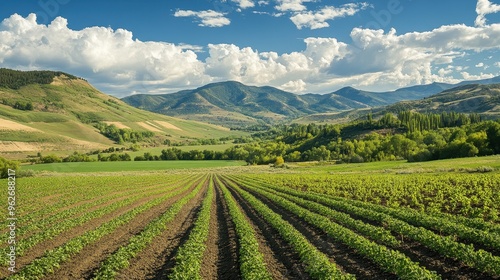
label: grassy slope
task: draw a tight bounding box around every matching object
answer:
[0,76,246,158]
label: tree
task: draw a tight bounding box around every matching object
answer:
[0,157,19,179]
[274,156,285,166]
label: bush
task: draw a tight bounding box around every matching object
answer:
[0,157,19,178]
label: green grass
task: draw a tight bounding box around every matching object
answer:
[22,160,246,173]
[0,131,67,143]
[289,155,500,174]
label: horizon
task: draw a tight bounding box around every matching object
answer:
[0,1,500,97]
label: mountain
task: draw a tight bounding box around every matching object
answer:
[123,76,500,127]
[385,83,500,116]
[124,81,315,127]
[295,83,500,124]
[0,69,242,157]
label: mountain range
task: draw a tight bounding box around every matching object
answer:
[122,76,500,127]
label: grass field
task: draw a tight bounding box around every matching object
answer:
[289,154,500,174]
[22,160,246,173]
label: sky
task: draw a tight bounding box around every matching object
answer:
[0,0,499,97]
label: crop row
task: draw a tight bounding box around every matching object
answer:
[216,176,273,280]
[220,177,353,280]
[7,177,199,280]
[251,173,500,222]
[169,177,215,280]
[246,178,500,276]
[1,175,199,267]
[1,175,186,242]
[229,177,439,280]
[93,176,207,279]
[233,176,399,247]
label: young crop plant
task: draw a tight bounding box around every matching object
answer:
[236,180,439,280]
[169,177,214,280]
[7,178,198,280]
[221,178,354,280]
[92,176,207,279]
[216,176,273,280]
[256,181,500,277]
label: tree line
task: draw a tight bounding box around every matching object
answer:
[0,68,78,89]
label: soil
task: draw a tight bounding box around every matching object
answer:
[39,183,196,280]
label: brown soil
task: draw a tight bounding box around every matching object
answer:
[113,181,207,279]
[31,184,194,280]
[199,183,221,280]
[209,182,241,280]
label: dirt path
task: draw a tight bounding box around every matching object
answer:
[40,184,195,280]
[204,180,241,280]
[114,180,208,279]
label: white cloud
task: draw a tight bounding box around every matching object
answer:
[275,0,316,12]
[495,62,500,67]
[475,0,500,26]
[476,62,485,67]
[281,79,307,92]
[1,13,500,96]
[290,3,370,30]
[438,68,453,77]
[231,0,255,8]
[461,71,495,80]
[0,14,210,97]
[174,9,230,27]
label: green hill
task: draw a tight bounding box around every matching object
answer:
[0,69,243,158]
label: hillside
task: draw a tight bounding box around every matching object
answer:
[0,69,243,157]
[123,77,500,127]
[295,84,500,123]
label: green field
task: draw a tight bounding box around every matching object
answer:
[22,160,246,173]
[288,155,500,174]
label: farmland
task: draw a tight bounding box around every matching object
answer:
[1,166,500,279]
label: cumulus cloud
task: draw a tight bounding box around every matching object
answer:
[275,0,316,12]
[1,13,500,96]
[476,62,485,67]
[461,71,495,80]
[0,14,210,97]
[475,0,500,26]
[231,0,255,8]
[174,9,230,27]
[290,3,370,30]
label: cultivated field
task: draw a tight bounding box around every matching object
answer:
[1,167,500,279]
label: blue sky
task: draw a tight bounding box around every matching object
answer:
[0,0,499,97]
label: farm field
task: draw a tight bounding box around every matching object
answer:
[1,168,500,279]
